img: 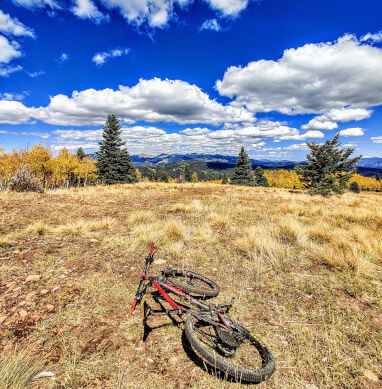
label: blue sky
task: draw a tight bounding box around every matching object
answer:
[0,0,381,159]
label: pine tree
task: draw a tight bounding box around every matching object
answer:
[297,134,361,195]
[376,173,380,181]
[96,115,136,185]
[349,181,360,193]
[254,166,269,187]
[231,147,256,186]
[184,164,192,182]
[76,147,86,160]
[159,170,168,182]
[222,173,228,185]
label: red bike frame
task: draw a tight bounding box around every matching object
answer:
[130,242,209,316]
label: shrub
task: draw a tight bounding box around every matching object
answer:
[8,167,43,192]
[349,181,361,193]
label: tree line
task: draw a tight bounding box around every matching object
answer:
[0,145,97,191]
[1,115,380,194]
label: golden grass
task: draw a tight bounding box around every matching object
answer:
[0,348,47,389]
[26,220,49,236]
[161,218,186,241]
[0,183,381,388]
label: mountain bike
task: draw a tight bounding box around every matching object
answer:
[130,242,275,383]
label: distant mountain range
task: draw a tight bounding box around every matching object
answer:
[130,153,382,169]
[87,153,382,178]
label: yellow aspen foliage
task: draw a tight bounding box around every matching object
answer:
[192,172,199,183]
[0,149,26,183]
[348,174,381,192]
[168,176,175,183]
[50,147,81,187]
[135,168,143,182]
[25,145,52,188]
[0,145,98,190]
[265,169,303,189]
[73,157,98,186]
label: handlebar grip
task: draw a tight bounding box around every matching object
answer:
[148,242,155,255]
[130,299,138,315]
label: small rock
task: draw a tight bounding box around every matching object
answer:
[212,268,218,272]
[147,358,154,363]
[46,304,55,312]
[18,301,27,307]
[7,283,17,291]
[26,275,41,282]
[321,357,328,362]
[35,371,55,379]
[58,275,66,279]
[13,249,21,254]
[40,289,49,295]
[19,309,28,318]
[30,315,40,321]
[89,238,98,243]
[51,286,60,292]
[26,291,36,300]
[154,259,166,265]
[362,369,379,382]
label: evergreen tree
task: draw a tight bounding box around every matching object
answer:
[222,173,228,185]
[76,147,86,160]
[159,170,169,182]
[231,147,256,186]
[297,134,361,196]
[349,181,360,193]
[254,166,269,187]
[184,164,192,182]
[96,115,137,185]
[376,173,380,181]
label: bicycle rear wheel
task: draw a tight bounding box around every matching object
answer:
[163,269,220,298]
[184,312,275,383]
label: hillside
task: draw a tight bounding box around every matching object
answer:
[137,159,382,181]
[0,184,381,388]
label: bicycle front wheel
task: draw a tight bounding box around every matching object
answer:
[184,312,275,383]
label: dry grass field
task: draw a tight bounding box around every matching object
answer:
[0,183,381,388]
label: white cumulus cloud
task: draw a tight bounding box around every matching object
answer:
[339,127,364,137]
[0,100,35,123]
[72,0,109,23]
[0,10,35,38]
[371,136,382,143]
[200,19,221,31]
[92,47,130,65]
[216,34,382,115]
[0,65,23,77]
[205,0,248,16]
[12,0,59,8]
[0,78,254,125]
[361,31,382,44]
[302,107,372,130]
[98,0,187,28]
[0,35,22,64]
